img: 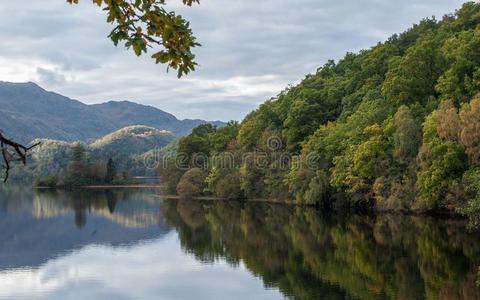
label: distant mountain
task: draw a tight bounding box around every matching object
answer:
[91,101,223,138]
[0,81,224,144]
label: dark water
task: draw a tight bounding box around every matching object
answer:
[0,186,479,300]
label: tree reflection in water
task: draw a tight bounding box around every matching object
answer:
[3,186,479,299]
[32,188,163,229]
[161,200,480,300]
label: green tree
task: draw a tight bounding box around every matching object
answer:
[416,110,467,209]
[238,100,282,151]
[158,156,186,194]
[72,143,86,162]
[191,124,216,137]
[176,168,207,197]
[105,158,117,184]
[393,105,421,162]
[177,124,217,163]
[458,168,480,227]
[90,160,107,184]
[215,172,243,200]
[436,26,480,103]
[283,62,344,151]
[353,127,389,181]
[303,170,330,205]
[449,1,480,30]
[64,145,90,187]
[382,32,446,106]
[209,121,240,153]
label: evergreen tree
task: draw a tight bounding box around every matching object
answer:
[105,158,117,184]
[72,143,85,162]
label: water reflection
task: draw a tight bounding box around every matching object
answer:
[0,187,479,299]
[32,188,165,228]
[0,187,170,270]
[0,187,283,300]
[161,200,480,300]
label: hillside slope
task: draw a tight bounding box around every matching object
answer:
[89,125,175,155]
[165,2,480,220]
[22,125,174,179]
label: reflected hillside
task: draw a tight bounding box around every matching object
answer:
[161,200,480,300]
[33,189,163,228]
[0,187,171,270]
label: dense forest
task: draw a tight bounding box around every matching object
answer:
[160,2,480,223]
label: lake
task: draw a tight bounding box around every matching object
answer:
[0,186,479,300]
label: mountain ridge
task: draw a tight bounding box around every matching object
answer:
[0,81,224,144]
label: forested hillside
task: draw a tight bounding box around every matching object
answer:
[162,3,480,221]
[11,126,174,186]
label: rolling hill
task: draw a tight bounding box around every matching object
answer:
[28,125,175,178]
[89,125,175,155]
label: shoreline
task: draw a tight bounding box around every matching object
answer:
[159,195,465,218]
[34,185,163,189]
[34,185,302,205]
[32,185,467,218]
[158,195,302,206]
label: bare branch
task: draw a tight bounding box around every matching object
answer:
[0,132,40,182]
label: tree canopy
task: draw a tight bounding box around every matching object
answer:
[67,0,200,78]
[162,2,480,225]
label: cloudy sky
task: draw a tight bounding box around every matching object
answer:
[0,0,467,121]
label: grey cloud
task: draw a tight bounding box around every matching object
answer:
[36,68,66,86]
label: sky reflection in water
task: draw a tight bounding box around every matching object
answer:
[0,186,479,300]
[0,187,282,300]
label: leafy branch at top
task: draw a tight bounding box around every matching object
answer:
[67,0,200,78]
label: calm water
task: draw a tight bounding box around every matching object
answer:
[0,186,479,300]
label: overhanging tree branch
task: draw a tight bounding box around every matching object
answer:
[0,132,40,182]
[67,0,201,78]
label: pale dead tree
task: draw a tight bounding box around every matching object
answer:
[0,132,40,182]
